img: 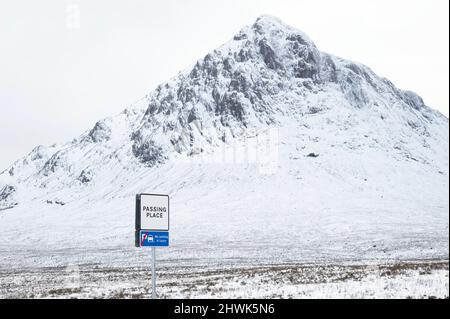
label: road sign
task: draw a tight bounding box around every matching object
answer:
[140,231,169,247]
[137,194,169,232]
[135,193,170,299]
[135,193,170,247]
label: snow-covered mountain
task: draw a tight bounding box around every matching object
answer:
[0,16,448,267]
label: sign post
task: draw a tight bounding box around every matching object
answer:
[135,193,170,299]
[152,247,156,299]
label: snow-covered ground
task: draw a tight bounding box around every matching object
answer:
[1,261,447,299]
[0,113,447,269]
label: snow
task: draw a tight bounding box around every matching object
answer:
[1,261,447,299]
[0,15,448,298]
[0,114,447,269]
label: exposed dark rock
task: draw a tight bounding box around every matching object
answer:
[42,153,62,176]
[306,153,320,158]
[215,92,247,124]
[294,60,318,79]
[258,39,281,70]
[402,91,425,111]
[233,30,248,41]
[88,121,111,143]
[78,169,93,184]
[0,185,15,201]
[30,146,46,161]
[308,106,323,114]
[46,200,66,206]
[286,34,309,46]
[131,132,166,167]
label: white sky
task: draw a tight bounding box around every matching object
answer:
[0,0,448,171]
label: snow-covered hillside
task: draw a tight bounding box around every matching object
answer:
[0,15,448,268]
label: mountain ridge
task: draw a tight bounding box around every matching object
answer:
[0,16,447,267]
[1,15,448,209]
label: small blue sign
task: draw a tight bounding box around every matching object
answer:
[140,231,169,247]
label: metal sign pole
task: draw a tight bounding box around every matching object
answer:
[151,247,156,299]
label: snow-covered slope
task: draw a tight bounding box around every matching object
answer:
[0,16,448,268]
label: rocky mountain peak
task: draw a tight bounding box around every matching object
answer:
[0,16,447,212]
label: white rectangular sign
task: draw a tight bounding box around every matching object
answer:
[140,194,169,231]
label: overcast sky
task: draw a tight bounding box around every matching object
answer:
[0,0,448,171]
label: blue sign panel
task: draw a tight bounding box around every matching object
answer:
[140,231,169,247]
